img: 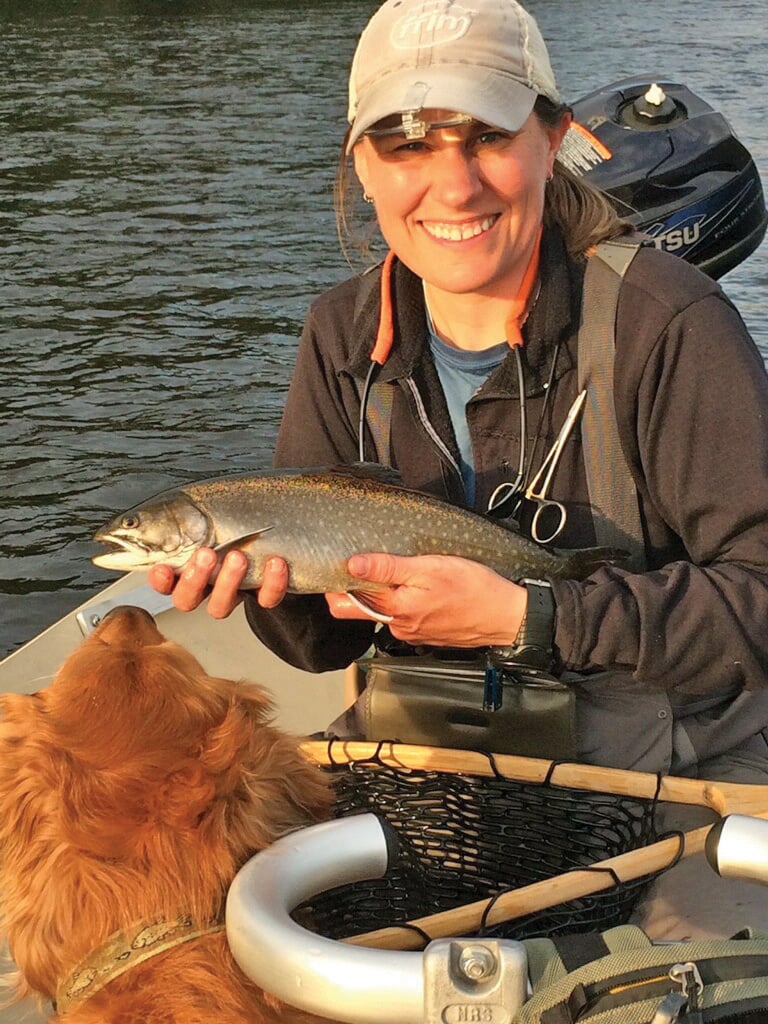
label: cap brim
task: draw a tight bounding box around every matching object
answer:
[347,67,538,152]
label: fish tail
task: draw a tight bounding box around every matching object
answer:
[558,545,627,580]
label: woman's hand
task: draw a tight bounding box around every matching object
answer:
[147,551,290,619]
[326,553,528,647]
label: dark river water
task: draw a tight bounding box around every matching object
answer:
[2,0,767,658]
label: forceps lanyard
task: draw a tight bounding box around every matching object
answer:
[516,388,587,544]
[485,336,575,536]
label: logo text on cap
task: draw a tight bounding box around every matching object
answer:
[390,1,477,51]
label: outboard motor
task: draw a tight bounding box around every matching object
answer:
[563,77,767,279]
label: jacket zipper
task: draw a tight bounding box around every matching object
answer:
[403,375,464,485]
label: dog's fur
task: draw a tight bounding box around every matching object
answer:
[0,606,333,1023]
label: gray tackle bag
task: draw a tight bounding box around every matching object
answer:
[515,924,768,1023]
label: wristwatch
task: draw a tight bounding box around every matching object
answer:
[487,578,556,672]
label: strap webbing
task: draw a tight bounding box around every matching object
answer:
[552,932,611,972]
[577,241,647,571]
[365,381,394,465]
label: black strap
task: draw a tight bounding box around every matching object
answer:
[577,239,647,571]
[552,932,611,972]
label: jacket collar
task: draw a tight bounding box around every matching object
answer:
[344,225,583,393]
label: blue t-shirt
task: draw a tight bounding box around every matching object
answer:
[427,322,507,506]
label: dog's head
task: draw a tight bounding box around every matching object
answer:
[0,606,331,999]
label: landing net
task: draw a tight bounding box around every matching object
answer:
[303,745,660,943]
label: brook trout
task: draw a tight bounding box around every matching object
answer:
[92,466,620,590]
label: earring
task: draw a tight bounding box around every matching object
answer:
[363,192,375,204]
[546,172,554,183]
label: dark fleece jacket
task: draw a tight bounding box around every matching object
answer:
[244,227,768,770]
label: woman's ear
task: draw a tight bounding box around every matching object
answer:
[352,142,372,199]
[548,110,573,175]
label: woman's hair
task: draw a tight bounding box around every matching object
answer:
[533,96,630,256]
[333,96,630,266]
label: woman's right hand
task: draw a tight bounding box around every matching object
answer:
[147,550,290,619]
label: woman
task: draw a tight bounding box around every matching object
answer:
[150,0,768,937]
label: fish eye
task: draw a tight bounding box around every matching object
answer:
[121,514,140,529]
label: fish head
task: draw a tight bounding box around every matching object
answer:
[92,493,212,571]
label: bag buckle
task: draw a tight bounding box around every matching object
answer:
[483,661,503,712]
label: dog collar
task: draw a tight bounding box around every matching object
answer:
[56,914,225,1012]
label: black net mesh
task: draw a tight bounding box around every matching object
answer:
[303,750,660,944]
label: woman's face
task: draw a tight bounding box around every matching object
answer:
[353,109,569,300]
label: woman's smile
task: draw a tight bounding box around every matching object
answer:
[421,214,500,243]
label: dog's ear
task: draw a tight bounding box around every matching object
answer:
[155,761,217,830]
[196,686,333,854]
[0,691,58,816]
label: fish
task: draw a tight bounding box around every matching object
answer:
[92,465,621,592]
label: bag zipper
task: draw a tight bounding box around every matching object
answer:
[577,960,703,1020]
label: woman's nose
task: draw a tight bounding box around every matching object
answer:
[429,146,484,207]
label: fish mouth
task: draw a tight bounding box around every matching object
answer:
[92,535,186,572]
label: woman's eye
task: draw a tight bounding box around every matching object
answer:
[373,138,429,158]
[476,130,510,146]
[393,140,429,154]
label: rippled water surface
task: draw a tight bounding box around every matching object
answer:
[2,0,767,657]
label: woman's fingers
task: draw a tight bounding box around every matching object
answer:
[334,552,527,647]
[146,548,248,618]
[206,551,248,619]
[257,557,290,608]
[162,547,219,611]
[147,563,176,595]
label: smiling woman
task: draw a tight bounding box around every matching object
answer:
[351,110,566,343]
[148,0,768,944]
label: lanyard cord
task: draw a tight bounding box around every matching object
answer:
[509,344,527,496]
[486,338,562,514]
[523,337,562,485]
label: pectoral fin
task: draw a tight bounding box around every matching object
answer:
[213,527,274,556]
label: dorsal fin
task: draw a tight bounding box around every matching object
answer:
[327,462,404,487]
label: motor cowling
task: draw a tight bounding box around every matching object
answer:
[564,77,767,279]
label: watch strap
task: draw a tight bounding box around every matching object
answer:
[487,579,555,672]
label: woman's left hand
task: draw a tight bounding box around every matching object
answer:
[326,553,528,647]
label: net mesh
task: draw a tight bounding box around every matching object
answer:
[303,749,659,943]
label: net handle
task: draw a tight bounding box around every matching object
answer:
[301,740,768,817]
[343,825,715,950]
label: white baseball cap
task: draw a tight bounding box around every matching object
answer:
[347,0,560,151]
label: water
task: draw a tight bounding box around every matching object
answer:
[1,0,767,658]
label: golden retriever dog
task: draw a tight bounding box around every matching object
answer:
[0,606,333,1023]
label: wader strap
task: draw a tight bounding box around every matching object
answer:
[364,382,394,465]
[354,265,395,466]
[577,240,647,572]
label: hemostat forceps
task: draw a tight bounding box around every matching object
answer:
[522,389,586,544]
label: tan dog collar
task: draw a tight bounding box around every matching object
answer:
[56,915,225,1012]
